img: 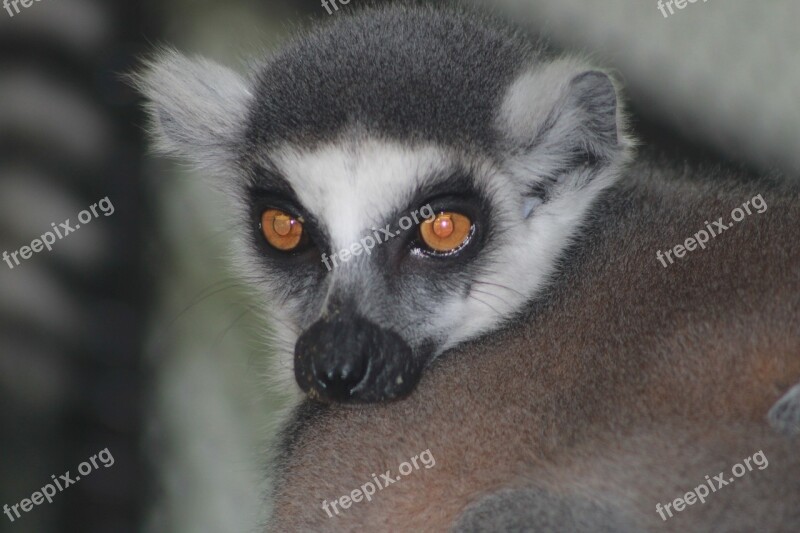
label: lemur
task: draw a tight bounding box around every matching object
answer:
[137,4,800,531]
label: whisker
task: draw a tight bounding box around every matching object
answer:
[215,304,259,349]
[472,280,526,298]
[165,282,247,329]
[468,294,503,317]
[266,313,302,336]
[470,287,511,308]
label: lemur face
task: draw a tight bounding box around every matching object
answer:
[138,7,630,403]
[241,139,515,402]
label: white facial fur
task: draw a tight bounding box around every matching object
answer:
[243,130,628,390]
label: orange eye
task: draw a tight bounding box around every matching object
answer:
[419,211,472,253]
[261,209,304,251]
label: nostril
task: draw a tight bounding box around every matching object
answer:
[315,354,368,399]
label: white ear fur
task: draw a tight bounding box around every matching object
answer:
[497,58,632,210]
[134,49,253,173]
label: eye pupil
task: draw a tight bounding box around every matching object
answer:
[419,211,472,254]
[433,215,454,238]
[262,209,304,251]
[273,215,293,237]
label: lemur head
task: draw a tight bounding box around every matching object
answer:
[138,6,631,404]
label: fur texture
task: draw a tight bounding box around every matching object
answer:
[268,149,800,531]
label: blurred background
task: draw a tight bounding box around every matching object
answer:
[0,0,797,532]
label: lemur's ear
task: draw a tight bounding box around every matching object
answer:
[134,49,252,172]
[497,58,631,215]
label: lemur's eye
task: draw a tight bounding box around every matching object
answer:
[261,209,304,251]
[419,211,473,253]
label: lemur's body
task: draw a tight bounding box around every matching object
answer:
[271,156,800,531]
[137,4,800,531]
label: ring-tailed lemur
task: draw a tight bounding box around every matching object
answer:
[137,4,800,530]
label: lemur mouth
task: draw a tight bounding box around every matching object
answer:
[294,312,424,403]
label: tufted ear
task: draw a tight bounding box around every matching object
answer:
[133,49,253,173]
[497,58,632,217]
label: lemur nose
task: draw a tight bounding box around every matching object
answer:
[314,349,368,400]
[294,312,418,403]
[294,313,373,401]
